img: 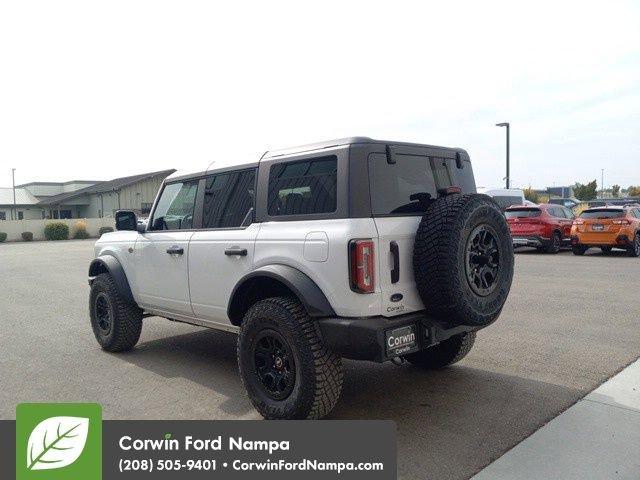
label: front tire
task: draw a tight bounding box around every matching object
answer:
[405,332,476,369]
[572,245,587,256]
[237,297,343,419]
[89,273,143,352]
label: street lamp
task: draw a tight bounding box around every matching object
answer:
[11,168,16,221]
[601,169,604,198]
[496,122,510,189]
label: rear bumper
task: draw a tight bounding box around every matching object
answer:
[511,235,549,248]
[317,312,480,363]
[571,234,632,247]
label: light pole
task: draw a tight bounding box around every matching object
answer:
[11,168,16,221]
[496,122,510,189]
[601,169,604,198]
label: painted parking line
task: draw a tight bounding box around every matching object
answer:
[473,358,640,480]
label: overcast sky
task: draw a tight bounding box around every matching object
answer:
[1,1,639,191]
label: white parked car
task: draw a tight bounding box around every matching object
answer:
[477,187,526,210]
[88,137,514,419]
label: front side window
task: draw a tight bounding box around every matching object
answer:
[203,169,255,228]
[268,156,337,216]
[150,181,199,230]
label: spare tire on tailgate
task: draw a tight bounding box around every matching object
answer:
[413,193,513,327]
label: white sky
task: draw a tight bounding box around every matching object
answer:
[1,1,639,191]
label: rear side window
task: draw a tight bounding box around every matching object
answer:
[267,156,337,216]
[150,181,199,230]
[368,153,474,215]
[505,208,541,218]
[202,169,255,229]
[580,209,624,219]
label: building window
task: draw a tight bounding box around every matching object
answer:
[141,203,153,215]
[18,211,24,220]
[0,211,6,221]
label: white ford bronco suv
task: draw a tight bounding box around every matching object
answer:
[89,137,514,419]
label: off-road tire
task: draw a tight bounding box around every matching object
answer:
[237,297,343,420]
[628,234,640,257]
[544,231,561,254]
[572,245,587,256]
[89,273,143,352]
[405,332,476,369]
[413,194,514,327]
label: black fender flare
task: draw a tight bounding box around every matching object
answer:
[88,255,135,304]
[227,264,335,323]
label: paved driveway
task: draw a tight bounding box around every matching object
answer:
[1,241,638,479]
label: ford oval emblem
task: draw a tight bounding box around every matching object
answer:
[390,293,403,303]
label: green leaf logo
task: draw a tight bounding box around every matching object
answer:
[26,416,89,470]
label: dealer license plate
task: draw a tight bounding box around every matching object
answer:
[592,224,604,231]
[385,325,419,357]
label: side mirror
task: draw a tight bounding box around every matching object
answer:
[136,218,148,234]
[115,210,137,231]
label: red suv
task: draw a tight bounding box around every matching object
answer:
[505,204,575,253]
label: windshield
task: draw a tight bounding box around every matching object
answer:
[579,209,624,219]
[505,208,541,218]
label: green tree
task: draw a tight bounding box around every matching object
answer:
[523,186,540,204]
[573,180,598,201]
[611,184,620,197]
[628,186,640,197]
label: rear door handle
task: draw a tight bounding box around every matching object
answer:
[390,241,400,284]
[225,248,247,256]
[166,246,184,255]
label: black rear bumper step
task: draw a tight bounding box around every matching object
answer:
[317,312,480,363]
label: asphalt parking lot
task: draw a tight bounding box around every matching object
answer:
[1,240,639,479]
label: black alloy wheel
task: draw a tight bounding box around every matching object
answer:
[466,224,500,297]
[94,292,113,335]
[253,330,296,401]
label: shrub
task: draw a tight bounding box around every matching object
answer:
[99,226,114,235]
[73,220,91,239]
[44,222,70,241]
[21,232,34,242]
[0,232,6,243]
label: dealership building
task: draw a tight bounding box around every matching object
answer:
[0,169,175,221]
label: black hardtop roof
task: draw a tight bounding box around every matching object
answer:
[263,137,468,159]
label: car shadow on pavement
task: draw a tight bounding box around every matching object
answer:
[120,327,581,480]
[120,328,255,417]
[332,361,581,480]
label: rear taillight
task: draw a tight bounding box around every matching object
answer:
[349,239,375,294]
[613,219,630,225]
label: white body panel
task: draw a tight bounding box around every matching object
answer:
[373,216,425,317]
[254,219,382,318]
[188,223,261,323]
[134,231,194,315]
[94,231,139,289]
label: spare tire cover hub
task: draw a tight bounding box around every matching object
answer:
[465,224,500,296]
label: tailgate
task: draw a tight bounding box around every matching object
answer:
[373,216,424,317]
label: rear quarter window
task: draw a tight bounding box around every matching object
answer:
[267,156,337,216]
